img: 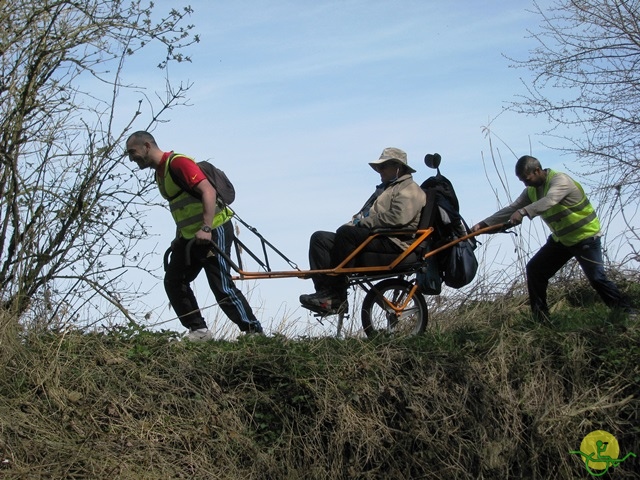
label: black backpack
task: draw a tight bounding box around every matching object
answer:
[417,153,478,292]
[167,153,236,205]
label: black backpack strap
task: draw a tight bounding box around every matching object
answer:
[165,152,199,200]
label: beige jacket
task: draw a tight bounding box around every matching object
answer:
[354,174,426,250]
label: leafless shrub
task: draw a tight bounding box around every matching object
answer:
[0,0,197,329]
[509,0,640,268]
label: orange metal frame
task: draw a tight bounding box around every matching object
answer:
[226,223,505,319]
[173,222,507,322]
[228,223,503,281]
[228,227,433,281]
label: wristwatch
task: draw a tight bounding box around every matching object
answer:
[518,208,528,217]
[200,225,213,233]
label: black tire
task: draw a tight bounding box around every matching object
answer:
[361,278,428,338]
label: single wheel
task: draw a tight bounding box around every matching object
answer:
[361,278,428,338]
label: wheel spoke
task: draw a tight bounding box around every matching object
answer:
[361,278,428,338]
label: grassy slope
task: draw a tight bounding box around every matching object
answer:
[0,292,638,479]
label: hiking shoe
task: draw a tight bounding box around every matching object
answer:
[246,322,264,335]
[300,293,348,315]
[299,291,328,304]
[184,328,214,342]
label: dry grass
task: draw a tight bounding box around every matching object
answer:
[0,283,639,479]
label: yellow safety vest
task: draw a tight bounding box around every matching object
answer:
[527,169,600,246]
[156,153,233,239]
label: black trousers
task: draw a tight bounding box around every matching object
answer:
[308,224,401,294]
[526,235,632,319]
[164,221,260,332]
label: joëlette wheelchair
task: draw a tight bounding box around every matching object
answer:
[169,154,507,338]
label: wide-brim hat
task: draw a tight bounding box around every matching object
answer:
[368,147,416,173]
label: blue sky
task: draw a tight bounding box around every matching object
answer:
[123,0,566,337]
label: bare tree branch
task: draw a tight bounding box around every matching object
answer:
[508,0,639,267]
[0,0,198,327]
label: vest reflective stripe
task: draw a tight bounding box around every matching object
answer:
[176,212,204,231]
[553,211,598,239]
[543,196,591,223]
[156,154,232,239]
[175,208,234,231]
[171,194,201,211]
[527,169,600,246]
